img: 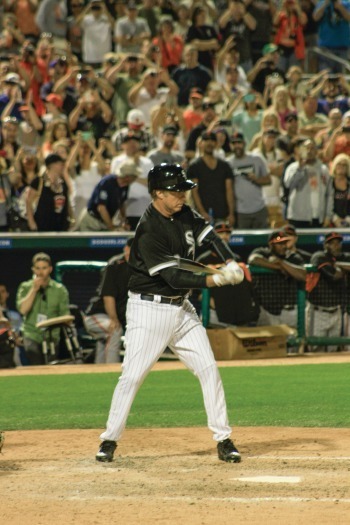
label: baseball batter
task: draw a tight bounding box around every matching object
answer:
[96,164,244,463]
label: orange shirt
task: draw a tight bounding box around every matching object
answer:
[152,35,184,70]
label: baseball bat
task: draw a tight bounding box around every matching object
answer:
[167,256,223,275]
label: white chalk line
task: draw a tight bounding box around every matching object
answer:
[67,495,350,504]
[247,455,350,461]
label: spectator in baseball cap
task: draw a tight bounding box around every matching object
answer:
[282,224,312,262]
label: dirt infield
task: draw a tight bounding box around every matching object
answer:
[1,355,350,525]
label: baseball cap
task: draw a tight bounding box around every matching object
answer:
[19,105,29,112]
[324,232,343,243]
[231,131,245,143]
[285,111,298,122]
[268,230,289,244]
[283,224,297,236]
[45,93,63,108]
[214,220,231,234]
[45,153,64,166]
[4,72,20,85]
[201,130,217,141]
[127,109,145,127]
[126,0,138,8]
[115,158,141,178]
[162,125,178,135]
[121,132,141,143]
[262,43,279,56]
[189,87,204,99]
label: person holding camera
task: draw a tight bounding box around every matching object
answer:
[273,0,307,72]
[323,110,350,161]
[313,0,350,73]
[310,74,350,116]
[283,137,333,227]
[247,43,285,94]
[218,0,257,73]
[114,0,151,54]
[75,0,114,67]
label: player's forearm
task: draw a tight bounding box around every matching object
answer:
[103,296,120,324]
[18,287,38,315]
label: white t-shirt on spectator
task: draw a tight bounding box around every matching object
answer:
[133,87,169,127]
[82,14,112,64]
[73,162,101,220]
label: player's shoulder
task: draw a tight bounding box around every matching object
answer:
[310,250,329,265]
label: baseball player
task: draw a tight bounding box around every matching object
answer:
[96,163,244,464]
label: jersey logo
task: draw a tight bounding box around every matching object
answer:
[185,230,195,258]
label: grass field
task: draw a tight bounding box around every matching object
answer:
[1,363,349,431]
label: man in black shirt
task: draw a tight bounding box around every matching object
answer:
[307,232,350,351]
[84,238,133,363]
[247,43,285,94]
[96,163,244,464]
[248,230,306,327]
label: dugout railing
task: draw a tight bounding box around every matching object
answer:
[55,260,350,354]
[201,265,350,353]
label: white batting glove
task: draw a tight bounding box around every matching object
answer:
[212,261,244,287]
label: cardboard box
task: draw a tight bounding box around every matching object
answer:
[207,325,294,360]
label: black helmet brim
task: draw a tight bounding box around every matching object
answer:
[163,180,197,191]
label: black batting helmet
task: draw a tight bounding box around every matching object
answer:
[148,163,197,193]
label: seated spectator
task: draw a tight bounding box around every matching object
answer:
[26,153,74,232]
[248,229,306,328]
[273,0,307,72]
[84,238,133,363]
[77,158,139,231]
[172,45,212,107]
[283,138,333,227]
[16,252,70,365]
[186,6,219,72]
[153,16,184,73]
[114,0,151,54]
[330,153,350,227]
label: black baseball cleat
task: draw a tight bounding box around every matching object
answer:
[96,440,117,462]
[217,438,241,463]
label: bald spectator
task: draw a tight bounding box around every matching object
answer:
[172,45,212,107]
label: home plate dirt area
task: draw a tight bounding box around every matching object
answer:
[1,356,350,525]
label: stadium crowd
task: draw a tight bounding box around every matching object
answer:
[0,0,350,233]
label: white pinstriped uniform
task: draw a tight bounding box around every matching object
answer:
[100,294,232,442]
[100,202,235,445]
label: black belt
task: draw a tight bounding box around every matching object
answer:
[140,294,185,306]
[313,306,339,313]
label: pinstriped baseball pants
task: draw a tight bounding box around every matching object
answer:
[100,293,233,443]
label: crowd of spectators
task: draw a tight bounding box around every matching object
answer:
[0,0,349,233]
